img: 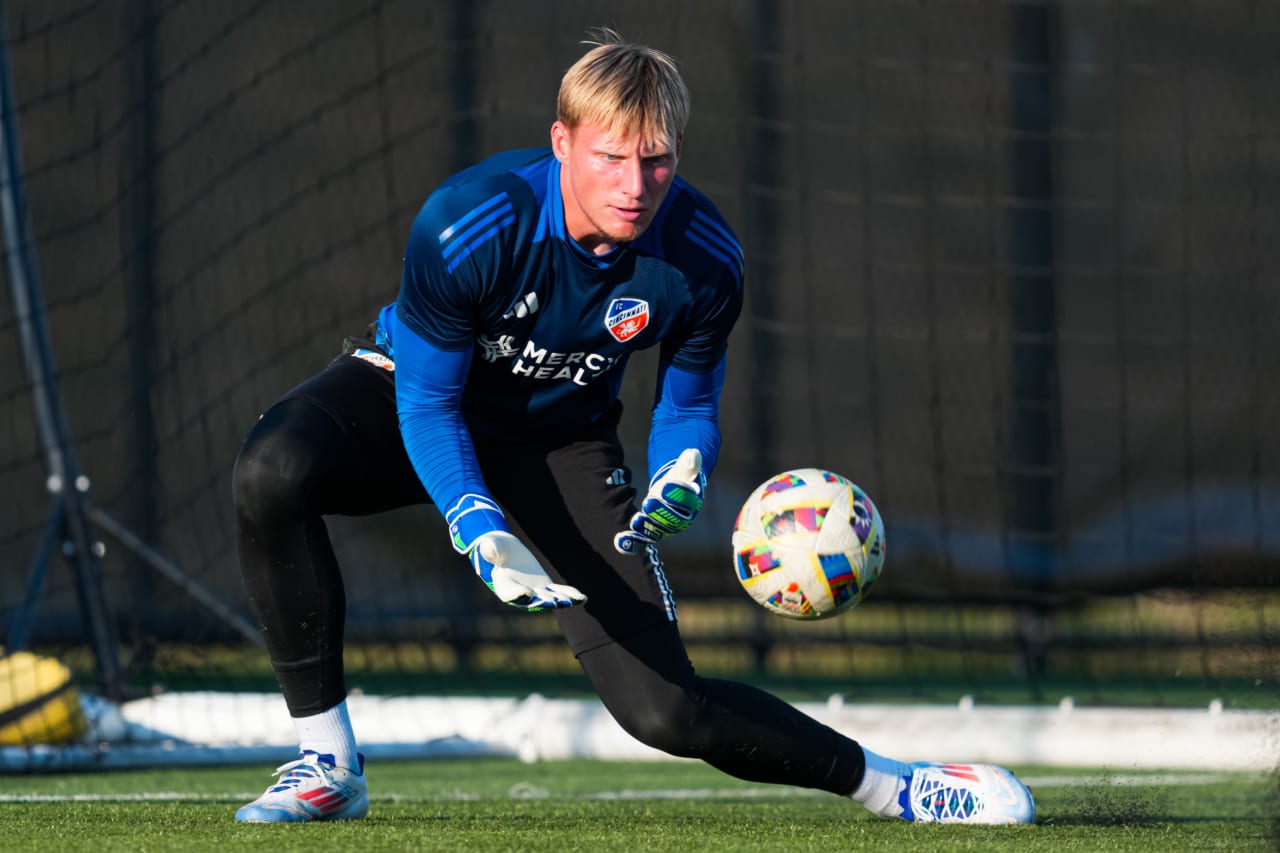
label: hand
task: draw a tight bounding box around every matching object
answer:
[446,493,586,611]
[613,448,705,556]
[470,530,587,611]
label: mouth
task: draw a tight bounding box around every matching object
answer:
[611,206,646,223]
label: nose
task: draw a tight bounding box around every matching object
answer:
[620,158,644,199]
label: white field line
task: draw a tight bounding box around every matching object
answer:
[0,772,1255,804]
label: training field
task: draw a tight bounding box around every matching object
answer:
[1,759,1274,852]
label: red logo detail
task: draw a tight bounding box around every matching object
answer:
[941,764,980,782]
[299,787,349,811]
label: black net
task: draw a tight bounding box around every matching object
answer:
[1,0,1276,709]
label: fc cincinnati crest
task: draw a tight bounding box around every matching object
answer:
[604,298,650,343]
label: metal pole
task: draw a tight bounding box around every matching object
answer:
[122,0,160,635]
[6,497,65,651]
[0,2,125,697]
[88,507,266,648]
[1008,0,1062,688]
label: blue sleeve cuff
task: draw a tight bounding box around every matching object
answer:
[444,494,510,554]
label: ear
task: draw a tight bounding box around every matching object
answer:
[550,121,571,163]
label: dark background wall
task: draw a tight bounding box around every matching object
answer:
[1,0,1276,646]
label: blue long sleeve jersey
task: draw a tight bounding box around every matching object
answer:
[379,148,744,538]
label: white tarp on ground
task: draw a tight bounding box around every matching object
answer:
[3,692,1277,772]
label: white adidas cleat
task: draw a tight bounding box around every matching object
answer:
[235,751,369,823]
[899,762,1035,824]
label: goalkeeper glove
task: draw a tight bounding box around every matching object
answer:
[613,448,706,556]
[446,495,586,611]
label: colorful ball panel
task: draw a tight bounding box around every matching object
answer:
[732,468,886,621]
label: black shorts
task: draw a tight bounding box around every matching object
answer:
[274,341,677,655]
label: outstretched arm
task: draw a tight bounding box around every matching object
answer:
[392,311,584,610]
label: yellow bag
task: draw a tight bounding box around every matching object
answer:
[0,651,89,745]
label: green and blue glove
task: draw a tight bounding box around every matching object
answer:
[447,495,586,611]
[613,448,706,556]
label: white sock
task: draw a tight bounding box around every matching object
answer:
[850,747,914,818]
[292,700,359,771]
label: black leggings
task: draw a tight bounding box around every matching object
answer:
[233,353,866,795]
[578,624,866,792]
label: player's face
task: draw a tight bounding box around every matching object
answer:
[552,119,680,255]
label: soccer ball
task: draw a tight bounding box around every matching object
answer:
[732,468,886,620]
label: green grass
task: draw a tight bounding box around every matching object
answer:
[1,759,1276,852]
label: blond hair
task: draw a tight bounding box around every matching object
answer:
[557,28,689,148]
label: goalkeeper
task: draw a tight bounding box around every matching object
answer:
[232,28,1034,826]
